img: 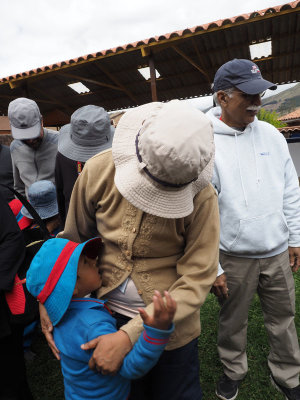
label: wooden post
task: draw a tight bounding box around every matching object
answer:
[148,54,158,102]
[21,82,29,98]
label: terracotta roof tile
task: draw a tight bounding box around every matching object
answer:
[1,0,299,83]
[279,125,300,132]
[279,107,300,121]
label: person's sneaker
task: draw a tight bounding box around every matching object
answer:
[270,374,300,400]
[216,374,242,400]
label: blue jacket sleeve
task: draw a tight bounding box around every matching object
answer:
[119,323,174,380]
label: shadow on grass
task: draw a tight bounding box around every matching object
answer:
[26,333,64,400]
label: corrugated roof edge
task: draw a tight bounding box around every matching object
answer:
[1,0,299,83]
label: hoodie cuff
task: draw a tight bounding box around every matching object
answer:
[217,263,224,276]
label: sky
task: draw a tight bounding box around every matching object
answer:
[0,0,296,109]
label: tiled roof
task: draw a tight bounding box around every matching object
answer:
[0,0,299,120]
[279,125,300,133]
[278,107,300,121]
[1,0,299,83]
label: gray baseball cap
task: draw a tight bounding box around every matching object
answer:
[8,98,42,140]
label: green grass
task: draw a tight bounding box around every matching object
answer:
[26,336,64,400]
[27,273,300,399]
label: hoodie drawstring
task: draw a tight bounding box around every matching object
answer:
[251,129,260,185]
[235,133,248,207]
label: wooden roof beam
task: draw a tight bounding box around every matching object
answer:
[52,72,114,107]
[148,54,158,101]
[30,85,73,116]
[94,63,139,104]
[58,71,124,92]
[171,45,211,83]
[191,38,214,83]
[0,93,59,104]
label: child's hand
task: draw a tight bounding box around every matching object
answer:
[138,290,176,331]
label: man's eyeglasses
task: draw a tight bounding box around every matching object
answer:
[234,90,266,100]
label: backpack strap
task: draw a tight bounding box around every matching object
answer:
[1,184,51,240]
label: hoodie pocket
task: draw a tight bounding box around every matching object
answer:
[227,211,288,254]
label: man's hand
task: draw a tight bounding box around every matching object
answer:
[138,290,176,331]
[288,247,300,272]
[211,273,229,299]
[39,303,60,360]
[81,330,132,375]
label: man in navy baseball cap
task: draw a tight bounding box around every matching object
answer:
[213,58,277,95]
[207,59,300,400]
[210,59,277,129]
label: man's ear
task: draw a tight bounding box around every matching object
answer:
[40,118,44,137]
[217,91,228,107]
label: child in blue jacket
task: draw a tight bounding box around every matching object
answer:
[26,237,176,400]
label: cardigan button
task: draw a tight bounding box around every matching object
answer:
[132,228,136,233]
[138,290,143,295]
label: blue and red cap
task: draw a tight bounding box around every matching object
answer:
[9,199,32,230]
[26,237,102,326]
[213,59,277,95]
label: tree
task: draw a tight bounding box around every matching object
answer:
[257,108,287,128]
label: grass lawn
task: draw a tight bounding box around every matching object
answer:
[27,273,300,399]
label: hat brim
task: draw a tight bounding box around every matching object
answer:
[21,200,58,220]
[82,237,102,258]
[112,103,214,219]
[44,237,102,325]
[44,242,82,326]
[236,78,277,95]
[18,216,32,230]
[10,120,41,140]
[58,124,114,162]
[26,237,102,326]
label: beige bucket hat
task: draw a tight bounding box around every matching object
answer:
[112,100,215,218]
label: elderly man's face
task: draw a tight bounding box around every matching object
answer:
[218,89,262,129]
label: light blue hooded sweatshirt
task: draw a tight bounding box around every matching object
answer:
[206,106,300,259]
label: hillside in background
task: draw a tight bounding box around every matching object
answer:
[262,83,300,116]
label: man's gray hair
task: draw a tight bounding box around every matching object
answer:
[213,88,235,106]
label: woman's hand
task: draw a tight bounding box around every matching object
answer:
[81,330,132,375]
[39,302,60,360]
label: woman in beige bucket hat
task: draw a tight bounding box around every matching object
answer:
[39,100,220,400]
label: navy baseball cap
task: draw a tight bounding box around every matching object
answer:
[213,59,277,95]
